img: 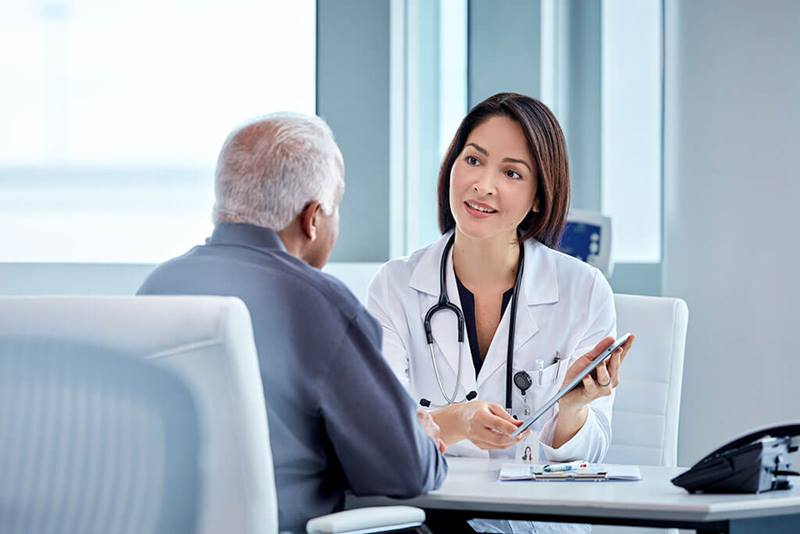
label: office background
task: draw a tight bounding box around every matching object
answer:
[1,0,798,468]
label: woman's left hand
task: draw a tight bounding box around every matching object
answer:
[550,335,634,448]
[558,335,635,412]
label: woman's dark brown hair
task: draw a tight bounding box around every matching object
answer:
[437,92,570,248]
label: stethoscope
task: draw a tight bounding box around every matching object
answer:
[419,234,533,410]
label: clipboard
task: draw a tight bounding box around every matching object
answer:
[498,463,642,482]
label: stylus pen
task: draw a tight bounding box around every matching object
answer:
[543,461,588,473]
[543,463,575,473]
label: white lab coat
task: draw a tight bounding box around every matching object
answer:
[367,232,616,462]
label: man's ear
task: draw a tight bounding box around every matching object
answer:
[300,201,322,241]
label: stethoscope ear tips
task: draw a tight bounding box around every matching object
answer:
[419,391,477,407]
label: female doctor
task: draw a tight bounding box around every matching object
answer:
[367,93,634,463]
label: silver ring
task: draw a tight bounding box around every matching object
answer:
[598,379,612,388]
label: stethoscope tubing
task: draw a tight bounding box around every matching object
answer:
[426,341,465,405]
[505,241,525,409]
[422,233,524,410]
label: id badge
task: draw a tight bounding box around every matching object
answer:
[517,392,539,463]
[518,431,539,463]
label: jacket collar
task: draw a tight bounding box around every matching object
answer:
[207,223,286,252]
[409,232,560,306]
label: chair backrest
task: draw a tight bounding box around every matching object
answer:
[606,294,689,467]
[0,296,276,534]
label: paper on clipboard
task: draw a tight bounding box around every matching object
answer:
[498,463,642,482]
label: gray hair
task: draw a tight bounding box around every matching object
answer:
[212,112,344,231]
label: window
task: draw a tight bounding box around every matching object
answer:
[601,0,662,262]
[0,0,315,262]
[399,0,467,255]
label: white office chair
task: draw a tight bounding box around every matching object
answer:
[0,296,424,534]
[607,294,689,467]
[592,294,688,534]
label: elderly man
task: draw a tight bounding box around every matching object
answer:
[138,113,446,532]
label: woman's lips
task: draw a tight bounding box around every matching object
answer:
[464,200,497,218]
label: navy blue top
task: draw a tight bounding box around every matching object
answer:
[138,223,446,533]
[455,276,513,376]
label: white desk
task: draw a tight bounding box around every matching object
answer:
[347,458,800,533]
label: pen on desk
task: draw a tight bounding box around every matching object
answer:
[543,461,589,473]
[543,463,575,473]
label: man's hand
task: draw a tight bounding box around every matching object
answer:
[417,408,447,454]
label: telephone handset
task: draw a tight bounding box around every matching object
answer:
[672,421,800,494]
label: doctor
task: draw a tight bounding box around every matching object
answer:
[368,93,634,462]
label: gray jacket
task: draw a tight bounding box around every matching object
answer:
[138,223,447,532]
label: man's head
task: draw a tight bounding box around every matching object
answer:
[213,113,344,268]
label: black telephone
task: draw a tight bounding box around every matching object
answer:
[672,422,800,494]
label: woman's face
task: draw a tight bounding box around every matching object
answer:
[449,115,538,241]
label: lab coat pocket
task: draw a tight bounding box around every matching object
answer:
[517,360,565,430]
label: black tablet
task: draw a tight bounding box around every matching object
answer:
[512,333,632,438]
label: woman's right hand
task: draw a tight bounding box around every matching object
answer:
[457,400,527,450]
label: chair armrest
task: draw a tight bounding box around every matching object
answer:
[306,506,425,534]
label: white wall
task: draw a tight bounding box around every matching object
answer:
[663,0,800,465]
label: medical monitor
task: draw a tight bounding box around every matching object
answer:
[558,210,613,277]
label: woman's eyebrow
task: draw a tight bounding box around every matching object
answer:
[467,142,533,173]
[502,157,532,173]
[465,142,488,155]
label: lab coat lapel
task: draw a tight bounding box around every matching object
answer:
[410,233,478,397]
[476,240,558,388]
